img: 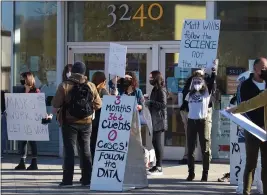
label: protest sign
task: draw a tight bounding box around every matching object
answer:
[178,19,221,69]
[90,95,148,191]
[4,93,49,141]
[108,43,127,78]
[220,110,267,142]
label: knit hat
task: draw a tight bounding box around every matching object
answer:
[72,61,86,74]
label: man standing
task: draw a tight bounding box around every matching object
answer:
[237,57,267,195]
[52,62,102,187]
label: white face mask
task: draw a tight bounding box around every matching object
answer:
[194,84,202,91]
[66,72,71,78]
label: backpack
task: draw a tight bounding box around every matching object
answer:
[66,82,94,119]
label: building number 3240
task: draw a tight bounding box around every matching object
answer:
[107,3,163,28]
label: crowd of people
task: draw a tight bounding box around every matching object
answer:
[1,58,267,194]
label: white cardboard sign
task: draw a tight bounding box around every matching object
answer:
[178,19,221,69]
[90,95,136,191]
[5,93,49,141]
[220,110,267,142]
[108,43,127,78]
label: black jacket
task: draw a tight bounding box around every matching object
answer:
[180,73,216,112]
[148,87,168,132]
[237,73,267,127]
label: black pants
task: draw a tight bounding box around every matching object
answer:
[20,141,37,158]
[152,131,163,167]
[243,131,267,195]
[91,109,101,163]
[62,123,92,184]
[187,119,210,173]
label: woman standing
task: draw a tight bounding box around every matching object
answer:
[116,72,144,111]
[91,71,109,162]
[62,64,72,81]
[185,67,216,182]
[145,70,167,175]
[15,72,40,170]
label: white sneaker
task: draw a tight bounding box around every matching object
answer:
[147,166,163,176]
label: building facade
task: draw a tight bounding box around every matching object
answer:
[1,1,267,160]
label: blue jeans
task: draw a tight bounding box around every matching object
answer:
[1,113,8,154]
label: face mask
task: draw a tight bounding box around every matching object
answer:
[149,80,155,86]
[66,72,71,78]
[260,69,267,80]
[194,84,202,91]
[20,80,25,85]
[123,79,132,88]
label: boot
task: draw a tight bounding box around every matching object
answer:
[15,158,26,170]
[186,172,195,181]
[201,170,208,182]
[27,158,38,170]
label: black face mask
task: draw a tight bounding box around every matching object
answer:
[20,80,25,85]
[118,78,132,92]
[260,69,267,80]
[149,80,155,86]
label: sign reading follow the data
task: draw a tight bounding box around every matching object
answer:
[220,110,267,142]
[108,43,127,78]
[90,95,135,191]
[5,93,49,141]
[178,19,221,69]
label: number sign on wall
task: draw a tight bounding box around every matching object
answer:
[107,3,163,28]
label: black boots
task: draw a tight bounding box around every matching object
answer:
[27,158,38,170]
[186,172,195,181]
[14,158,26,170]
[14,158,38,170]
[201,171,208,182]
[186,171,208,182]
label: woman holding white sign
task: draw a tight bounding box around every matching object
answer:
[15,72,40,170]
[185,67,216,182]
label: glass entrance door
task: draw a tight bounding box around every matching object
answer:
[159,46,187,160]
[67,46,152,95]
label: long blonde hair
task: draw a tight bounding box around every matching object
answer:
[23,72,36,88]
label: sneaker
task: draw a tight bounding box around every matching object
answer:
[147,166,163,176]
[218,172,230,182]
[58,182,73,187]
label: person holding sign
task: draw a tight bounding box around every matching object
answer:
[14,72,40,170]
[227,58,267,195]
[91,71,109,162]
[52,62,102,187]
[226,78,267,195]
[145,70,167,176]
[184,67,216,182]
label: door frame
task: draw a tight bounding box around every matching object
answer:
[64,41,186,160]
[159,44,186,160]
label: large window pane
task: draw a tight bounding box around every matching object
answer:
[68,1,206,42]
[14,2,58,154]
[1,1,13,92]
[216,1,267,93]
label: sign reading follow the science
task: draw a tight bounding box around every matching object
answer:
[178,19,221,69]
[4,93,49,141]
[90,95,135,191]
[108,43,127,78]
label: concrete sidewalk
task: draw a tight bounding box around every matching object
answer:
[1,155,239,195]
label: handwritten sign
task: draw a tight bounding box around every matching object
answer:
[108,43,127,78]
[178,19,221,69]
[90,95,135,191]
[4,93,49,141]
[220,110,267,142]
